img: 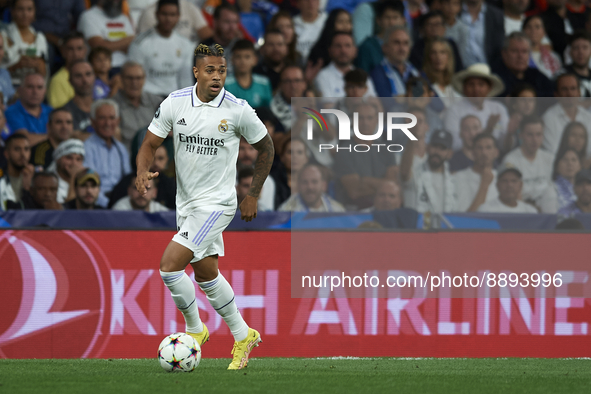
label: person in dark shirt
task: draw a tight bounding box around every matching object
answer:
[7,172,62,210]
[30,108,74,169]
[563,31,591,97]
[63,168,103,210]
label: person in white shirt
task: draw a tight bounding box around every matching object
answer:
[542,73,591,156]
[502,116,558,213]
[278,163,345,212]
[77,0,135,68]
[293,0,328,61]
[361,180,403,212]
[113,175,169,212]
[136,0,213,44]
[444,63,509,152]
[128,0,195,97]
[237,137,275,211]
[402,129,457,213]
[314,32,377,101]
[478,164,538,213]
[453,133,499,212]
[503,0,529,35]
[136,43,273,370]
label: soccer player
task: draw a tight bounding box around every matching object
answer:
[135,43,274,370]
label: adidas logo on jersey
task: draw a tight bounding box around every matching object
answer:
[179,231,188,239]
[177,118,187,126]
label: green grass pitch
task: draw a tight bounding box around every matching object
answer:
[0,358,589,394]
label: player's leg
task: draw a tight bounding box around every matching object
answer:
[159,218,208,346]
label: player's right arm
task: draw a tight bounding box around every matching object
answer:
[137,102,171,195]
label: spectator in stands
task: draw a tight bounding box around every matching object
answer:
[48,139,85,203]
[459,0,505,67]
[492,32,553,97]
[137,0,212,44]
[47,32,87,109]
[554,147,583,211]
[449,115,481,173]
[61,60,96,136]
[504,84,538,150]
[271,136,310,209]
[201,4,241,74]
[113,62,162,151]
[399,106,429,207]
[0,134,33,209]
[0,35,15,105]
[423,37,462,102]
[225,40,273,108]
[128,0,194,99]
[522,15,562,79]
[558,168,591,214]
[267,11,302,67]
[110,145,175,209]
[89,47,121,99]
[356,0,406,74]
[253,29,288,92]
[555,121,590,168]
[63,168,103,210]
[454,133,499,212]
[84,99,131,207]
[335,69,384,118]
[308,8,353,73]
[3,0,48,86]
[236,166,254,207]
[6,172,62,210]
[444,64,508,152]
[294,0,328,61]
[334,101,398,209]
[442,0,467,52]
[113,175,168,212]
[371,26,420,97]
[30,109,74,169]
[278,162,345,212]
[541,0,582,62]
[563,31,591,97]
[5,73,52,146]
[410,11,463,72]
[237,0,265,42]
[77,0,135,69]
[502,116,557,213]
[402,129,457,213]
[31,0,85,70]
[400,77,443,133]
[270,65,307,132]
[503,0,530,35]
[363,180,402,211]
[542,73,591,156]
[315,32,377,101]
[477,164,538,213]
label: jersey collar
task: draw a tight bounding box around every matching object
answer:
[192,83,226,107]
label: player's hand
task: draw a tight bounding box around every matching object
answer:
[136,171,159,196]
[239,195,258,222]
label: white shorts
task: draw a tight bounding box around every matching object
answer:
[172,207,236,263]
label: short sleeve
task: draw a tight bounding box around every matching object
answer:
[189,3,208,30]
[148,97,172,138]
[237,104,267,145]
[77,11,102,40]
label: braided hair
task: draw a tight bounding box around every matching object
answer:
[194,43,225,64]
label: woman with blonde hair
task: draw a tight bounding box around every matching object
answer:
[422,37,461,104]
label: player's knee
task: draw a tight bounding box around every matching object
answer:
[160,257,186,272]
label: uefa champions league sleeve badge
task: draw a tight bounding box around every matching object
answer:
[218,119,228,133]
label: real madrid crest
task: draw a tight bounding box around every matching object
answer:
[218,119,228,133]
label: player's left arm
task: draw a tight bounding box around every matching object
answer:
[240,133,275,222]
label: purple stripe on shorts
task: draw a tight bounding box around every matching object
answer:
[195,211,224,246]
[192,211,218,243]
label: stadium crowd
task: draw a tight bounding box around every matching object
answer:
[0,0,591,218]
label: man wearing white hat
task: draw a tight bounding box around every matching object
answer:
[49,139,86,203]
[442,63,510,152]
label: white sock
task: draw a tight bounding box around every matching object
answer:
[198,273,249,341]
[160,270,204,334]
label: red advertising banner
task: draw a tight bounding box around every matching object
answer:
[0,230,590,359]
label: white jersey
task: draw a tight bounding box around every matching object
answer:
[128,28,195,96]
[477,197,538,214]
[501,148,554,201]
[453,167,498,212]
[148,85,267,216]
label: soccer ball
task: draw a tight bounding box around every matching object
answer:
[157,333,201,372]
